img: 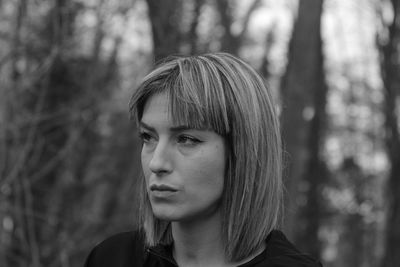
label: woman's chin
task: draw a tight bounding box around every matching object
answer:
[152,208,181,221]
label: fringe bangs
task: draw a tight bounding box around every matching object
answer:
[168,58,231,136]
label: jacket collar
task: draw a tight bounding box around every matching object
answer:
[146,242,178,266]
[144,233,274,267]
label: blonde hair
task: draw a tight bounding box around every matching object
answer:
[129,53,282,262]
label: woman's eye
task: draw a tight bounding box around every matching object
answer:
[177,135,201,146]
[138,131,154,143]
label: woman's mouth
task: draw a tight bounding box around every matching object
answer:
[149,184,178,198]
[150,184,178,192]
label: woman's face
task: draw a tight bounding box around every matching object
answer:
[140,92,226,222]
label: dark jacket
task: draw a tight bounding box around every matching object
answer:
[85,230,323,267]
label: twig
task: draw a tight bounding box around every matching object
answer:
[22,175,41,267]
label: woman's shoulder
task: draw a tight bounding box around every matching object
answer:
[260,230,323,267]
[84,230,146,267]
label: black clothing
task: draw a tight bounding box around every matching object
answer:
[85,230,323,267]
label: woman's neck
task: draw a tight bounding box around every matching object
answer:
[171,212,230,267]
[170,211,267,267]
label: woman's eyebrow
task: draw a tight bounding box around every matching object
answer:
[139,121,154,131]
[139,121,193,132]
[169,125,192,132]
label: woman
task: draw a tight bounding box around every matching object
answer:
[85,53,322,266]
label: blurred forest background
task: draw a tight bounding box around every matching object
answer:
[0,0,399,266]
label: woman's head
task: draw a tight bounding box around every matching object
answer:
[129,53,282,261]
[138,91,226,224]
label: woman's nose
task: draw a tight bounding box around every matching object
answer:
[148,141,172,174]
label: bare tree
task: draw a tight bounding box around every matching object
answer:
[146,0,183,61]
[379,0,400,266]
[187,0,205,54]
[215,0,262,54]
[280,0,326,255]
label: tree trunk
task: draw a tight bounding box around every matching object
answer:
[280,0,325,244]
[146,0,183,62]
[188,0,204,54]
[297,61,327,258]
[215,0,261,55]
[1,1,28,266]
[380,1,400,266]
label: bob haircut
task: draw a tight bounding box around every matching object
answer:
[129,52,282,262]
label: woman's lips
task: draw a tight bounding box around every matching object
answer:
[150,184,178,192]
[149,184,178,198]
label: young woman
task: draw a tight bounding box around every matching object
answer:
[85,53,322,267]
